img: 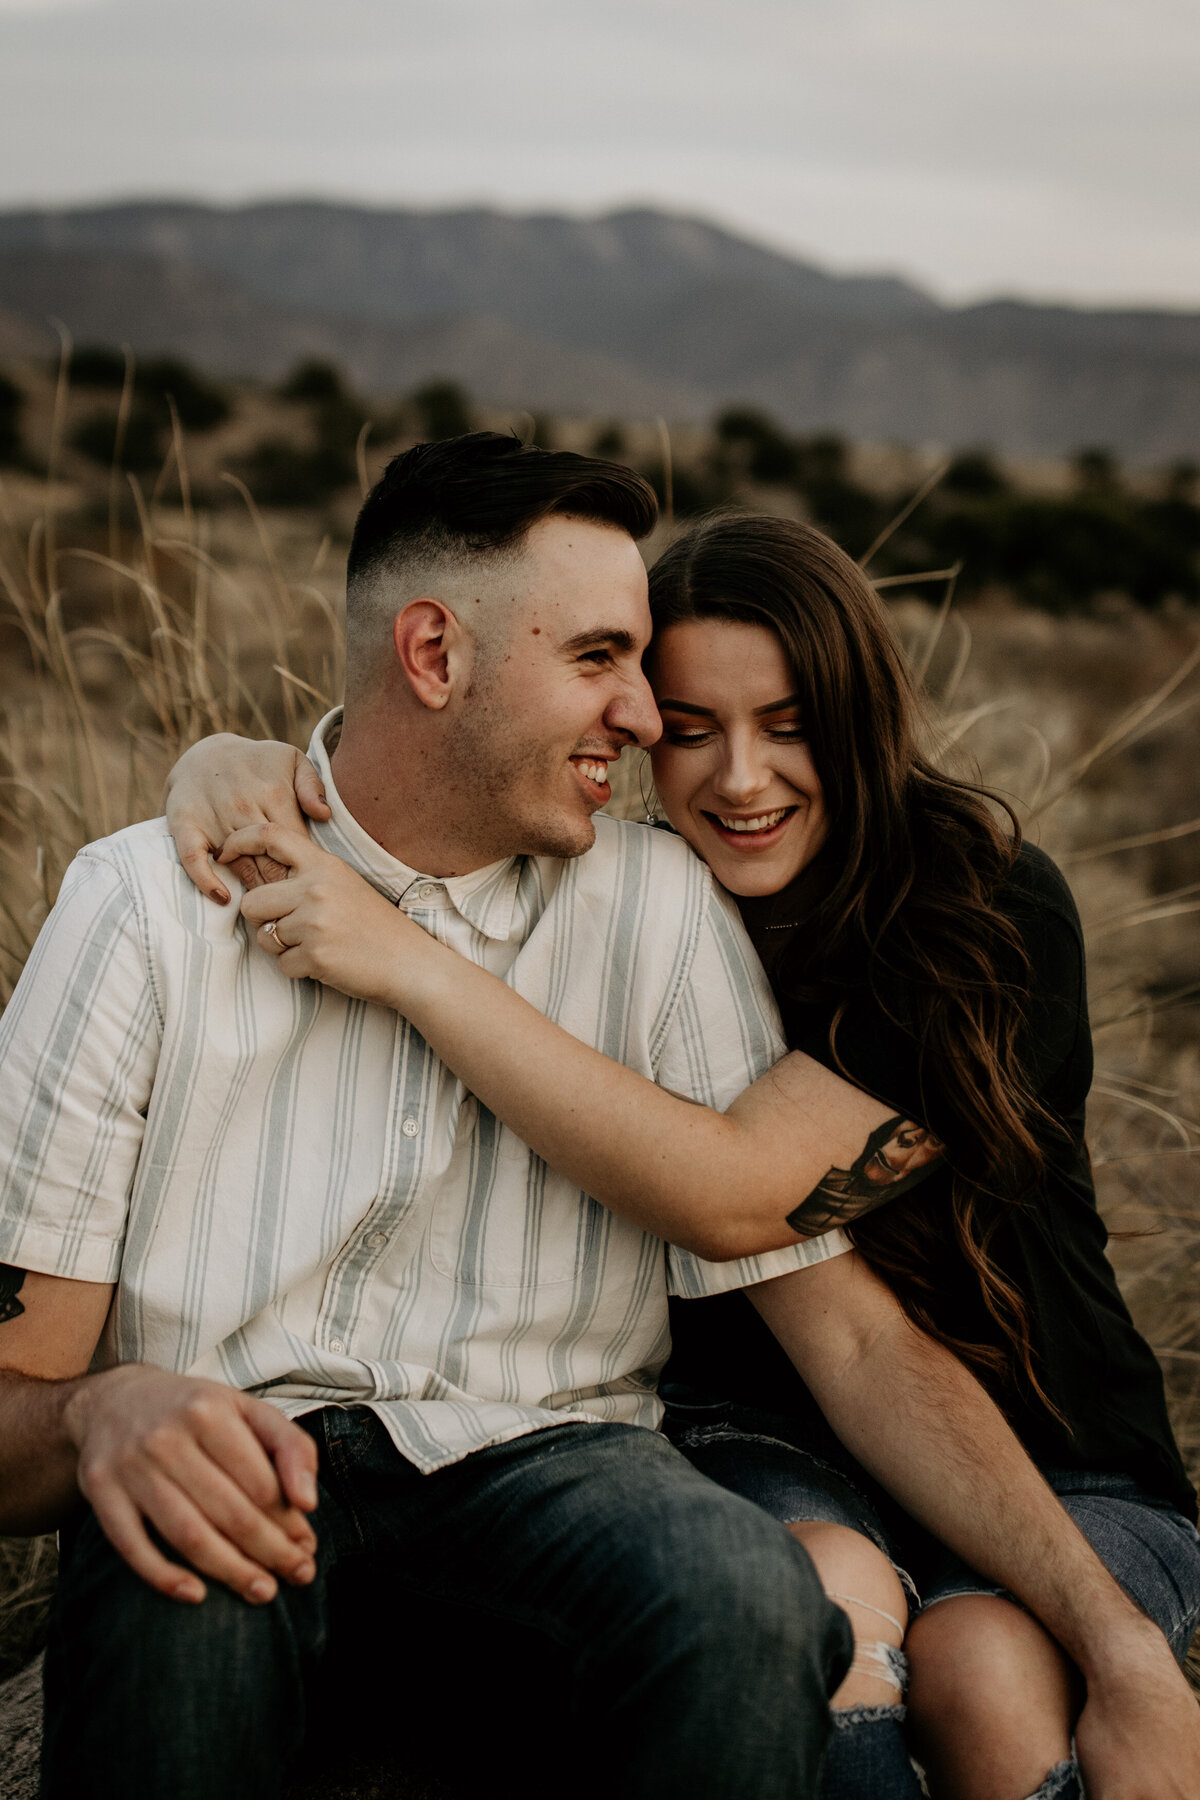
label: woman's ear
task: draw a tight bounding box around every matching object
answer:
[392,599,466,710]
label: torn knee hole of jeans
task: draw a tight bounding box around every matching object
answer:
[1022,1756,1081,1800]
[833,1636,908,1702]
[830,1701,908,1728]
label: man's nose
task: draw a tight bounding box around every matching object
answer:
[606,669,662,749]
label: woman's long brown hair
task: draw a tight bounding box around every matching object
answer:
[648,512,1061,1417]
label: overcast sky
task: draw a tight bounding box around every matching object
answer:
[1,0,1197,308]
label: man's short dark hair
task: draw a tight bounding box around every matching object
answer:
[347,432,658,593]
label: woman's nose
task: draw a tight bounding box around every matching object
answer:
[712,739,772,803]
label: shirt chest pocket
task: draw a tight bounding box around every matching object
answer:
[427,1114,589,1288]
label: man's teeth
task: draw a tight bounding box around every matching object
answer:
[716,809,790,833]
[575,759,609,785]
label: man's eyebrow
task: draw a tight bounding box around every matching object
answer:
[560,628,640,654]
[658,694,803,718]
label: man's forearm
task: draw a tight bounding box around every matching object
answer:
[0,1369,88,1534]
[751,1264,1157,1678]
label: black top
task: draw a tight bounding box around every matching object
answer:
[666,841,1196,1521]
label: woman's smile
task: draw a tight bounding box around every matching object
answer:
[648,617,829,897]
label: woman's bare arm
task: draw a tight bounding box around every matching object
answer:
[226,825,941,1260]
[162,735,329,904]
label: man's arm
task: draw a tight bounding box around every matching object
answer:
[0,851,319,1604]
[0,1262,320,1605]
[751,1253,1200,1800]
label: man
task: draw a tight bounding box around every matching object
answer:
[0,434,878,1799]
[0,435,1195,1800]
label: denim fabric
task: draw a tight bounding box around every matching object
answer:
[915,1467,1200,1663]
[819,1707,925,1800]
[41,1411,852,1800]
[1024,1756,1083,1799]
[663,1390,920,1607]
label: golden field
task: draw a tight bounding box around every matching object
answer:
[0,372,1197,1689]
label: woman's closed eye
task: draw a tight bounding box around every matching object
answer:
[662,721,808,747]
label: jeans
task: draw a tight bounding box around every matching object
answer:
[41,1409,853,1800]
[665,1393,1200,1800]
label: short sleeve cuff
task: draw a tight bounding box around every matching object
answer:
[667,1227,851,1299]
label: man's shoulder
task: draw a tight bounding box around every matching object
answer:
[564,814,712,907]
[73,817,184,895]
[69,818,239,937]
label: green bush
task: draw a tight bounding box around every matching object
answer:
[277,359,348,405]
[0,372,22,466]
[71,402,165,474]
[410,380,473,441]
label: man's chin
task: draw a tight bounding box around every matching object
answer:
[519,810,598,861]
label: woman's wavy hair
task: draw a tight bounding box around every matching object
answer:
[647,512,1060,1418]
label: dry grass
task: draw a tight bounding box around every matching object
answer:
[0,417,1198,1690]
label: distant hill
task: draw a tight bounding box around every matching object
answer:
[1,200,1198,460]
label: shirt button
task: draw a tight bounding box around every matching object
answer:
[418,884,438,901]
[401,1117,419,1138]
[367,1231,388,1249]
[328,1338,346,1356]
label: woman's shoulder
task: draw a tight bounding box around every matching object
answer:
[999,840,1083,945]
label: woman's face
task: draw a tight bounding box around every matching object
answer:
[648,618,829,897]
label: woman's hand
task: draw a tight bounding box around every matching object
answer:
[162,735,331,906]
[222,823,434,1011]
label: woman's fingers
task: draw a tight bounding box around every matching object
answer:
[295,755,332,822]
[172,820,232,907]
[219,821,321,875]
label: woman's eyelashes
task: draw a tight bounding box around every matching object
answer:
[661,721,807,747]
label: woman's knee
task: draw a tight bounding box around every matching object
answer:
[787,1521,908,1710]
[905,1595,1076,1800]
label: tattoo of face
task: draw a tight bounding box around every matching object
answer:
[786,1116,944,1234]
[0,1265,27,1325]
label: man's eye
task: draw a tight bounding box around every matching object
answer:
[579,650,612,666]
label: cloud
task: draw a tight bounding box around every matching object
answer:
[0,0,1197,305]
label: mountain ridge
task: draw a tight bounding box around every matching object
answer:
[1,200,1198,460]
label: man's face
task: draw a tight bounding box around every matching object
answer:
[446,515,660,861]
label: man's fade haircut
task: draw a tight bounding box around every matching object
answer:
[346,432,658,643]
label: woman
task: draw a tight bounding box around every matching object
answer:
[165,513,1200,1800]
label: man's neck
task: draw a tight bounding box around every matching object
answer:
[329,724,503,879]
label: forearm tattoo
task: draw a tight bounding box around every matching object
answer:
[786,1115,944,1234]
[0,1265,27,1325]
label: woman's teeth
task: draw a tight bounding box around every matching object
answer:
[575,759,609,785]
[716,809,790,833]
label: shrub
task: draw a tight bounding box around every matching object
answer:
[410,380,473,441]
[0,372,22,466]
[70,403,165,474]
[277,359,348,405]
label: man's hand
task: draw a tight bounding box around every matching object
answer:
[64,1364,320,1605]
[162,735,330,906]
[1074,1628,1200,1800]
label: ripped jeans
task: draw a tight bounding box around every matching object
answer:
[663,1388,1200,1800]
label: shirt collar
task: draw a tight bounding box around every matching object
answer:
[305,709,524,943]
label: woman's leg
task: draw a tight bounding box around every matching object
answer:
[904,1595,1079,1800]
[902,1471,1200,1800]
[787,1520,925,1800]
[664,1404,925,1799]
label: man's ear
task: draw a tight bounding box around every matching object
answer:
[392,600,468,710]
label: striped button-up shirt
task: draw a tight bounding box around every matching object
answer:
[0,712,847,1471]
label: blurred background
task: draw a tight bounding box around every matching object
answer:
[0,0,1198,1721]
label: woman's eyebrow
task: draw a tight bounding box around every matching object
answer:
[658,694,803,717]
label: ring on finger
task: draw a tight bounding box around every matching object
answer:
[264,920,282,945]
